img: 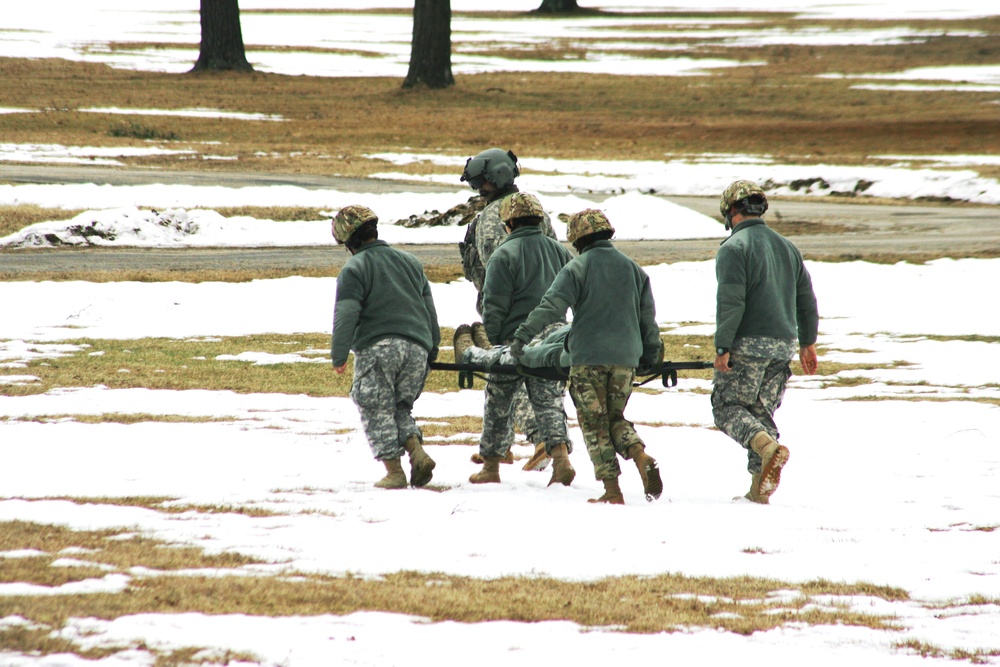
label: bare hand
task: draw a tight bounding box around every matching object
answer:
[714,352,731,373]
[799,344,818,375]
[334,364,347,375]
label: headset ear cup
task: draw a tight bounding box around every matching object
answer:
[492,164,513,190]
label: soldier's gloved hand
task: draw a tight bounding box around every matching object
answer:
[509,338,526,359]
[428,347,438,363]
[636,354,658,376]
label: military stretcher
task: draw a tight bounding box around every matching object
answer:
[429,360,714,390]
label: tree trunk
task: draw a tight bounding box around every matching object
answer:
[403,0,454,89]
[536,0,580,11]
[192,0,253,72]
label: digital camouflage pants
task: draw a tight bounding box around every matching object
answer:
[568,365,645,481]
[479,373,569,459]
[350,337,429,461]
[711,337,796,474]
[476,321,568,458]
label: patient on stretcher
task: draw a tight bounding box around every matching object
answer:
[455,322,571,370]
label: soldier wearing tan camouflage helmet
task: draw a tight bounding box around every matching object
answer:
[463,192,576,488]
[713,180,819,504]
[509,209,664,505]
[331,205,441,490]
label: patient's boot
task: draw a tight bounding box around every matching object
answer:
[453,324,474,363]
[471,321,492,349]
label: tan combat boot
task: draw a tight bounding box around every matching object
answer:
[471,321,492,349]
[588,477,625,505]
[453,324,474,363]
[749,431,790,503]
[404,435,436,488]
[522,441,551,471]
[547,444,576,487]
[374,458,407,489]
[737,473,766,504]
[470,450,514,465]
[469,456,502,484]
[627,443,663,501]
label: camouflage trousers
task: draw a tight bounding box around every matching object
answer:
[568,365,644,481]
[480,375,569,458]
[711,337,795,474]
[471,321,567,457]
[350,337,429,461]
[463,345,542,446]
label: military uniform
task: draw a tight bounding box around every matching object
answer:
[332,239,440,461]
[514,234,661,482]
[712,216,818,474]
[459,186,557,447]
[479,223,573,460]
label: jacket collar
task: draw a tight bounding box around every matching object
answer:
[500,225,542,246]
[580,239,614,254]
[720,218,766,245]
[352,239,389,254]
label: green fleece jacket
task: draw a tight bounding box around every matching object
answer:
[331,240,440,366]
[481,226,573,344]
[714,219,819,350]
[514,240,661,368]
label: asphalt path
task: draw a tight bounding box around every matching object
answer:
[1,165,997,276]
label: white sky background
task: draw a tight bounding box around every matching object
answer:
[2,2,1000,666]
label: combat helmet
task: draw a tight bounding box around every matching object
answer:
[499,192,544,224]
[567,209,614,244]
[720,180,768,228]
[333,205,377,244]
[460,148,520,191]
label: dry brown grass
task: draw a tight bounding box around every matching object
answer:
[0,563,909,636]
[0,205,84,237]
[0,330,467,398]
[2,19,998,180]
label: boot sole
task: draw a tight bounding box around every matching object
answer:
[640,460,663,502]
[756,445,789,501]
[522,449,552,471]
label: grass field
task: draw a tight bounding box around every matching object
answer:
[2,13,999,181]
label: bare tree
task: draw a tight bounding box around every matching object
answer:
[192,0,253,72]
[403,0,454,89]
[536,0,580,11]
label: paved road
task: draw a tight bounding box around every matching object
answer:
[1,165,997,276]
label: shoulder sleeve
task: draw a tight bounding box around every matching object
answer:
[795,261,819,346]
[515,263,576,343]
[714,245,746,349]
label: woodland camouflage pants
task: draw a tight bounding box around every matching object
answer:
[568,365,645,481]
[350,337,429,461]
